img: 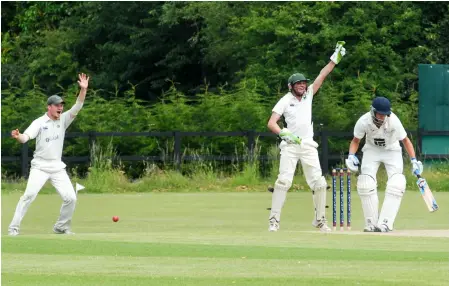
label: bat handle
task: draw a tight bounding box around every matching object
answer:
[414,170,421,179]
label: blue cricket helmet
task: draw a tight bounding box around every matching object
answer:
[371,97,391,115]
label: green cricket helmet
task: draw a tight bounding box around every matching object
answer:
[288,73,309,89]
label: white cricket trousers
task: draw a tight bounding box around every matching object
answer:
[269,139,327,222]
[9,168,77,232]
[361,147,403,178]
[277,139,323,188]
[359,147,404,230]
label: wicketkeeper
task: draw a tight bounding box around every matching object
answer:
[345,96,423,232]
[267,41,346,232]
[8,73,90,236]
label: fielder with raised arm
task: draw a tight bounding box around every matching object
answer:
[8,73,90,236]
[345,96,423,232]
[266,41,346,232]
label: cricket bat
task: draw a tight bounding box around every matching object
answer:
[415,173,439,212]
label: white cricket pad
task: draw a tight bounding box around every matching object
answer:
[357,174,379,228]
[378,173,406,230]
[312,176,327,221]
[269,179,291,222]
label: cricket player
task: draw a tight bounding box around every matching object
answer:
[8,73,90,236]
[345,96,423,232]
[267,41,346,232]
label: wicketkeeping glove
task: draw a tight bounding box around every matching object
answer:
[330,41,346,65]
[279,128,302,145]
[411,158,423,176]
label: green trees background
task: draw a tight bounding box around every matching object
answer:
[2,1,448,176]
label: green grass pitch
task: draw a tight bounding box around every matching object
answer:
[2,192,449,285]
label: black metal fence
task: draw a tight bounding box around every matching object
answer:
[2,129,448,178]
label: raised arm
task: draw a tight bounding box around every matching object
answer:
[68,73,90,119]
[76,73,89,103]
[312,61,336,95]
[312,41,346,95]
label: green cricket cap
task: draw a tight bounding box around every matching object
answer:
[47,95,65,105]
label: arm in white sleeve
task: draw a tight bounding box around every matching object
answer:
[69,100,84,117]
[17,133,30,143]
[62,100,84,128]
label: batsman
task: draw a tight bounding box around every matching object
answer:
[8,73,90,236]
[345,96,423,232]
[267,41,346,232]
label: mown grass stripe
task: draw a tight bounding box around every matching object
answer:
[1,273,433,286]
[3,237,448,262]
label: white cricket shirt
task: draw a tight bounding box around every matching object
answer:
[354,112,407,151]
[23,107,77,163]
[272,85,314,139]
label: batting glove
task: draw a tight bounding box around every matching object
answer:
[411,158,423,176]
[345,153,359,172]
[330,41,346,65]
[279,128,302,145]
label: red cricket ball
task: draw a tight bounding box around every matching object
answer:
[112,216,119,222]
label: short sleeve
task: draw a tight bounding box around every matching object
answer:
[272,97,288,116]
[23,119,41,140]
[394,116,407,141]
[307,84,314,99]
[353,117,366,139]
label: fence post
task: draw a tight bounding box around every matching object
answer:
[320,130,329,174]
[247,131,256,163]
[88,131,96,164]
[174,131,182,171]
[21,142,29,178]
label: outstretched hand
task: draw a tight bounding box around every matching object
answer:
[78,73,90,89]
[11,129,20,139]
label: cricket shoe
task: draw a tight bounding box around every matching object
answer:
[268,218,280,232]
[363,224,379,232]
[312,219,332,233]
[53,227,75,235]
[8,229,19,236]
[374,224,391,233]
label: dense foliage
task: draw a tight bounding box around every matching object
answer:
[2,2,448,176]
